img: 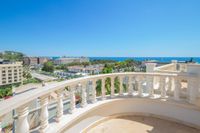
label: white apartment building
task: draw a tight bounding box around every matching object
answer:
[68,64,104,74]
[0,62,23,86]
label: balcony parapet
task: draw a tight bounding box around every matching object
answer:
[0,72,199,133]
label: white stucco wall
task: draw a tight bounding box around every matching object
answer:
[55,98,200,133]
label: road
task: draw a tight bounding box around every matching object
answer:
[31,72,57,82]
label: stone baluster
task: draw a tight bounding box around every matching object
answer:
[119,76,124,96]
[69,87,76,113]
[147,75,154,97]
[128,76,133,96]
[167,77,172,94]
[137,76,143,97]
[111,77,115,98]
[39,95,49,133]
[174,77,181,101]
[0,115,5,133]
[188,78,198,104]
[86,82,90,102]
[56,89,63,122]
[16,105,29,133]
[91,79,97,103]
[80,83,87,107]
[101,78,106,100]
[0,116,2,133]
[160,76,167,98]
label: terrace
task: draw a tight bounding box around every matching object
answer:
[0,62,200,133]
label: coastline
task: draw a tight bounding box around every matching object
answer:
[89,57,200,63]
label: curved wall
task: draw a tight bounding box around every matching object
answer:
[59,98,200,133]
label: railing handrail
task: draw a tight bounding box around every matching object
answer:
[0,72,180,116]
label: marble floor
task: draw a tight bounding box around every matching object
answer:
[86,115,200,133]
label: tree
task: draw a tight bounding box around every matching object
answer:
[96,80,102,96]
[102,64,113,73]
[2,51,24,61]
[23,66,32,79]
[23,71,32,79]
[42,61,54,72]
[90,59,116,65]
[114,77,120,93]
[0,52,3,59]
[105,78,111,95]
[55,64,68,71]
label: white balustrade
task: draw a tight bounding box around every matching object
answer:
[16,105,29,133]
[56,89,63,122]
[0,72,199,133]
[69,87,76,113]
[81,83,87,108]
[39,95,49,133]
[111,77,115,98]
[101,79,106,100]
[91,80,97,103]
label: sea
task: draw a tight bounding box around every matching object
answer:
[51,57,200,63]
[89,57,200,63]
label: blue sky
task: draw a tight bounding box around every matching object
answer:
[0,0,200,57]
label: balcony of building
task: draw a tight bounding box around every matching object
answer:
[0,63,200,133]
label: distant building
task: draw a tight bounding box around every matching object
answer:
[68,64,104,75]
[38,57,49,65]
[54,57,89,65]
[54,70,77,78]
[23,57,38,66]
[23,57,50,66]
[0,62,23,86]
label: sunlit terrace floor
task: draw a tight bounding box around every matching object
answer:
[85,115,200,133]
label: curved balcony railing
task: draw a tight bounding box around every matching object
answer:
[0,72,199,133]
